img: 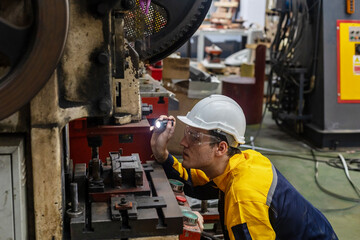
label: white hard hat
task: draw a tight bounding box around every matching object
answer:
[177,94,246,146]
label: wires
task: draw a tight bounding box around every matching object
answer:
[311,150,360,202]
[268,0,322,129]
[242,144,336,164]
[327,158,360,172]
[243,102,268,144]
[311,150,360,212]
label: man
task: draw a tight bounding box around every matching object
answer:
[151,94,338,240]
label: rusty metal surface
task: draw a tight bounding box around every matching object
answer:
[31,127,64,239]
[113,42,142,122]
[59,0,112,116]
[0,0,69,120]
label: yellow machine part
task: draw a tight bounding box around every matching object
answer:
[347,0,355,14]
[337,20,360,102]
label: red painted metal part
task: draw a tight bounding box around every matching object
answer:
[176,195,187,203]
[142,96,169,122]
[68,95,169,166]
[147,66,163,81]
[201,208,220,223]
[173,191,201,240]
[69,119,154,165]
[180,227,201,240]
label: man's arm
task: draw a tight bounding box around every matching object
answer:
[162,154,219,200]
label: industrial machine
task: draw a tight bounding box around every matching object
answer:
[268,0,360,148]
[68,149,183,239]
[0,0,212,239]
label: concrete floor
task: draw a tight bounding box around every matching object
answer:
[243,112,360,240]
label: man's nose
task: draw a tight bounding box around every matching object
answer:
[180,136,188,147]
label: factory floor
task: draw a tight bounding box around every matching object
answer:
[244,111,360,240]
[173,110,360,239]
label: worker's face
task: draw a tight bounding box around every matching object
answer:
[180,126,220,169]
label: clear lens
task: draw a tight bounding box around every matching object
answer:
[184,126,221,145]
[155,120,162,129]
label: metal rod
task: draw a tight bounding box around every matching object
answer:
[70,183,79,212]
[201,200,208,213]
[92,158,101,181]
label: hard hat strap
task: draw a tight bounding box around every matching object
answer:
[214,129,239,148]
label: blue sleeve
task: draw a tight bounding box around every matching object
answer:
[161,154,219,200]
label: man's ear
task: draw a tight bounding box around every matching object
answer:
[215,141,228,156]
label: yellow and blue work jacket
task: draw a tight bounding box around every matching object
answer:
[161,149,338,240]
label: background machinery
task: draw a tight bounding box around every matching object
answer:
[268,0,360,148]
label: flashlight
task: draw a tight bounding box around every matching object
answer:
[154,119,174,132]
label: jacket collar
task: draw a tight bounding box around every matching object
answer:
[212,151,250,191]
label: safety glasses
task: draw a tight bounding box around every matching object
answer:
[184,126,221,145]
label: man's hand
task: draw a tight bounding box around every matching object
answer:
[150,115,176,163]
[193,211,204,232]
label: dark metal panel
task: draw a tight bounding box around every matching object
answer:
[302,1,360,147]
[322,1,360,130]
[304,0,325,130]
[150,162,184,220]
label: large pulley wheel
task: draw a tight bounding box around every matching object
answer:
[124,0,212,63]
[0,0,69,120]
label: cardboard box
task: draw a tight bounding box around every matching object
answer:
[167,92,201,155]
[162,57,190,80]
[162,71,221,154]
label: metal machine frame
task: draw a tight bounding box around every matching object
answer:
[0,0,212,238]
[68,151,183,239]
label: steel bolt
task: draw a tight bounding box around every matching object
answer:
[99,98,111,113]
[121,0,136,10]
[70,183,79,212]
[97,52,109,65]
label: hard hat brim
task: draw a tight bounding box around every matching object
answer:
[177,115,199,128]
[177,115,245,145]
[178,114,222,131]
